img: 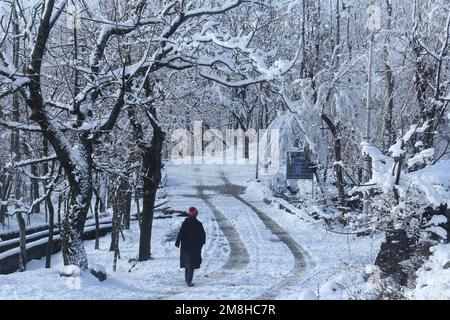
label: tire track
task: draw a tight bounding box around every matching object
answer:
[220,173,314,300]
[153,176,250,300]
[156,168,311,299]
[196,178,250,271]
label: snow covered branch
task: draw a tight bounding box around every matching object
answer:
[184,0,244,18]
[0,120,44,132]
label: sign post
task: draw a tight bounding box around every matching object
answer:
[287,151,316,198]
[286,152,314,180]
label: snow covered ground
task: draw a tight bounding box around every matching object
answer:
[0,163,384,300]
[406,243,450,300]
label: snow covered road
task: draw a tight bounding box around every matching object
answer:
[214,173,314,299]
[197,178,250,272]
[155,165,312,299]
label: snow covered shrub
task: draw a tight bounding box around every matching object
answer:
[352,125,450,288]
[270,171,287,197]
[353,125,449,238]
[408,243,450,299]
[358,263,407,300]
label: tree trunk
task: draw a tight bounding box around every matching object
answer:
[60,141,93,269]
[13,158,26,272]
[64,192,69,219]
[28,107,93,269]
[321,114,345,207]
[0,202,6,226]
[61,185,91,269]
[110,178,127,251]
[112,232,120,272]
[13,175,26,272]
[122,182,132,230]
[93,187,101,250]
[382,0,396,151]
[139,182,157,261]
[98,174,107,213]
[300,0,306,78]
[111,178,127,271]
[125,79,165,261]
[335,0,341,67]
[138,124,165,261]
[10,3,20,168]
[0,162,12,226]
[310,0,321,104]
[45,192,54,268]
[57,193,62,227]
[135,189,142,230]
[12,4,26,269]
[31,164,40,214]
[334,132,345,206]
[17,211,27,272]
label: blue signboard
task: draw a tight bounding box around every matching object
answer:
[286,152,314,180]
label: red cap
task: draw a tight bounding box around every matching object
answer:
[188,207,198,218]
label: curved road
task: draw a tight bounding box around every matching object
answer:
[219,174,314,299]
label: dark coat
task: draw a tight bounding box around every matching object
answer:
[175,217,206,269]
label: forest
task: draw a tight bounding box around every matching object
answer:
[0,0,449,300]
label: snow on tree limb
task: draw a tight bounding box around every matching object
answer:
[184,0,243,18]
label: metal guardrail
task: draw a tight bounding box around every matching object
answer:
[0,198,171,274]
[0,222,113,274]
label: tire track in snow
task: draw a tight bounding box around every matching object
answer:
[196,178,250,272]
[152,174,250,299]
[220,173,314,300]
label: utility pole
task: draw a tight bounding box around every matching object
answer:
[363,31,374,183]
[363,4,381,215]
[364,3,381,182]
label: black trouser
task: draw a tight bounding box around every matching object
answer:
[185,267,194,284]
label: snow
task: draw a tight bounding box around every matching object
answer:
[245,181,271,201]
[60,265,81,277]
[408,244,450,300]
[0,0,448,302]
[362,140,450,207]
[427,215,448,226]
[185,1,241,19]
[237,172,383,300]
[298,288,318,300]
[387,124,418,157]
[407,148,434,168]
[0,164,384,299]
[406,160,450,206]
[0,120,42,132]
[320,279,345,297]
[90,263,106,274]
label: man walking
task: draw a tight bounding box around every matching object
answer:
[175,207,206,286]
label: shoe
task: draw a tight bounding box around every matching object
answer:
[187,282,194,287]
